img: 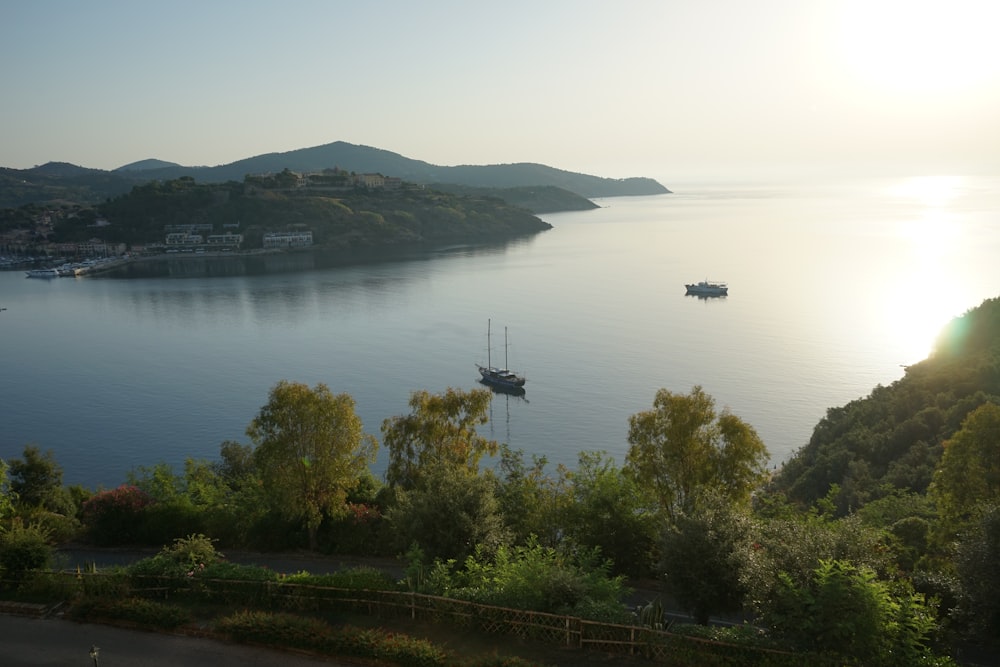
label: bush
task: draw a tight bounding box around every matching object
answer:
[282,566,399,591]
[70,596,190,629]
[217,610,448,666]
[0,520,52,583]
[80,485,152,545]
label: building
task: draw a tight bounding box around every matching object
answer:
[262,231,313,248]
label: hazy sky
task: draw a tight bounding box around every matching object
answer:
[3,0,998,181]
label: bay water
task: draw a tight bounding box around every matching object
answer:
[2,174,998,488]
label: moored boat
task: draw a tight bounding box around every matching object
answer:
[25,268,60,278]
[685,280,728,296]
[477,319,526,390]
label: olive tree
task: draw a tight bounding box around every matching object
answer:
[247,381,377,550]
[625,386,769,523]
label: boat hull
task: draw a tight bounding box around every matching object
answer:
[477,365,526,389]
[685,281,728,296]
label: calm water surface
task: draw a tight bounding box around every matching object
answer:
[3,175,998,487]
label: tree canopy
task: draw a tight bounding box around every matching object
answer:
[625,386,770,523]
[382,387,497,490]
[247,380,377,550]
[930,401,1000,529]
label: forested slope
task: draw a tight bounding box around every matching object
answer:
[771,297,1000,513]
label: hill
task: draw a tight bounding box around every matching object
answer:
[0,142,669,210]
[72,175,552,250]
[770,296,1000,513]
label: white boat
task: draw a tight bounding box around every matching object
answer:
[685,280,728,297]
[477,319,526,390]
[25,268,60,279]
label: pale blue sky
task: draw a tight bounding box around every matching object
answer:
[3,0,998,181]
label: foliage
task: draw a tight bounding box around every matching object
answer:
[930,401,1000,532]
[773,297,1000,512]
[953,503,1000,641]
[559,451,657,577]
[70,596,191,629]
[0,459,16,524]
[387,462,508,563]
[216,610,449,667]
[419,538,631,621]
[659,494,753,624]
[248,380,377,550]
[383,387,497,490]
[160,533,224,568]
[742,510,895,620]
[764,559,944,666]
[625,385,770,523]
[0,520,52,583]
[7,445,75,515]
[494,446,568,548]
[282,566,398,591]
[80,484,152,545]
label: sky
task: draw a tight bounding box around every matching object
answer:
[2,0,999,183]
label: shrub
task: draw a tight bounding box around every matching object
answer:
[0,520,52,583]
[80,485,152,545]
[70,596,190,629]
[282,566,398,591]
[216,610,448,666]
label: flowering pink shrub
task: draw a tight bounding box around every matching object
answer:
[81,485,153,546]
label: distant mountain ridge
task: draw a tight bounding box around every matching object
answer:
[0,141,669,208]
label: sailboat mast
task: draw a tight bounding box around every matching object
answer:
[504,326,509,371]
[487,318,492,369]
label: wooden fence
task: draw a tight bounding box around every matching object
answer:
[14,571,812,664]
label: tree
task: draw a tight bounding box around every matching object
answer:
[247,381,377,550]
[931,402,1000,530]
[382,388,497,490]
[659,494,752,624]
[954,503,1000,642]
[495,445,569,548]
[561,451,657,577]
[387,461,507,563]
[0,460,15,525]
[625,386,769,523]
[8,445,74,515]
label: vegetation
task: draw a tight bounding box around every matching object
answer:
[4,297,1000,664]
[247,381,377,550]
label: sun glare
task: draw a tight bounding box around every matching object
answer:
[880,175,968,363]
[837,0,1000,96]
[888,175,963,207]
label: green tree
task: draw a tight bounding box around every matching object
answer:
[495,445,569,547]
[562,451,657,577]
[247,381,377,550]
[387,461,507,562]
[0,460,15,525]
[625,386,769,523]
[931,402,1000,531]
[659,494,752,624]
[382,388,497,490]
[8,445,74,515]
[953,503,1000,642]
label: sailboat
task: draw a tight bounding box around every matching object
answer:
[477,319,526,391]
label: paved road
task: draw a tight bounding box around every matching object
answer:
[0,614,349,666]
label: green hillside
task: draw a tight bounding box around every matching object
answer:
[74,175,551,250]
[771,296,1000,513]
